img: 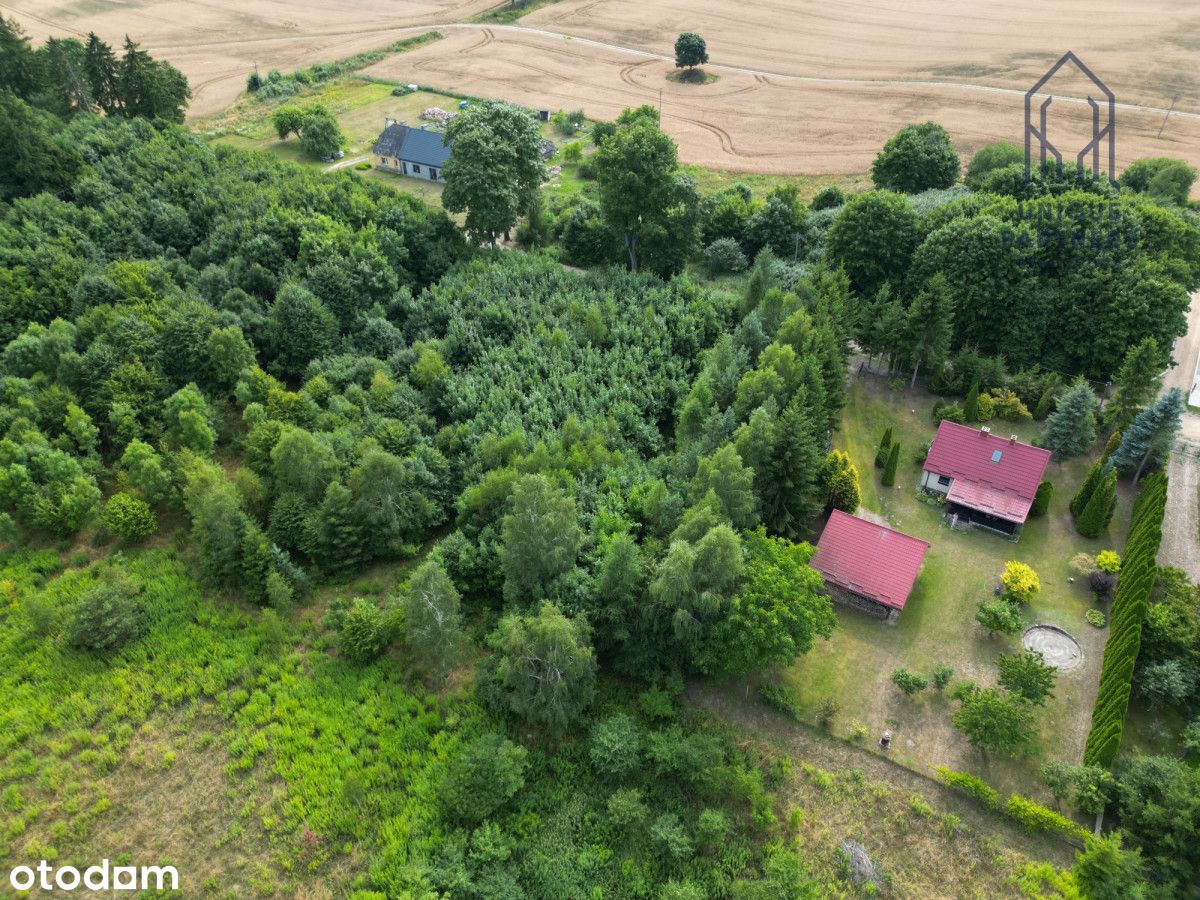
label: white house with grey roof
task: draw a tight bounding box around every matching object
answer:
[373,120,451,182]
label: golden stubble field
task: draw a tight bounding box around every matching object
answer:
[11,0,1200,179]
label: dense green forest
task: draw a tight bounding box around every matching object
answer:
[2,15,1200,897]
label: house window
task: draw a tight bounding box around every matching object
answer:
[429,168,438,180]
[937,475,951,486]
[412,164,421,174]
[991,450,1003,463]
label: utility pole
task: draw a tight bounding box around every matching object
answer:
[658,87,662,116]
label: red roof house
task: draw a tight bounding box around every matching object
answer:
[810,510,930,620]
[921,421,1051,535]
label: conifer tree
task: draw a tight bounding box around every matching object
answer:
[1033,375,1060,420]
[1109,389,1185,484]
[1030,480,1052,517]
[902,274,954,388]
[1099,429,1122,464]
[1105,337,1162,432]
[1076,467,1117,538]
[310,481,364,576]
[760,391,823,539]
[1040,378,1097,460]
[882,441,900,487]
[1071,460,1105,519]
[963,378,980,422]
[874,427,893,468]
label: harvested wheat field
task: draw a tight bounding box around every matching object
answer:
[11,0,1200,179]
[3,0,498,115]
[365,25,1200,177]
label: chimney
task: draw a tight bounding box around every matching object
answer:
[980,426,991,435]
[1009,434,1018,444]
[385,118,395,128]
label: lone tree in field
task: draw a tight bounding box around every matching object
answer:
[674,33,708,73]
[871,121,959,193]
[443,100,547,245]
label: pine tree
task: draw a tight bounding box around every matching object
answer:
[1109,389,1185,484]
[1030,480,1052,517]
[1033,375,1060,420]
[1075,467,1116,538]
[902,274,954,388]
[882,441,900,487]
[875,427,893,468]
[1040,378,1097,460]
[1071,460,1105,519]
[1105,337,1161,432]
[84,32,118,113]
[963,378,980,422]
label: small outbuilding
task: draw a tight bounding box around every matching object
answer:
[921,421,1050,537]
[810,510,930,622]
[373,119,451,182]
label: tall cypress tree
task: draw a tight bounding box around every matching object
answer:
[875,427,893,468]
[1040,378,1097,460]
[882,441,900,487]
[963,377,980,422]
[1075,467,1116,538]
[1109,389,1185,484]
[1099,429,1122,464]
[1070,460,1105,519]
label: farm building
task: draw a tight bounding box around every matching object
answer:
[373,120,450,182]
[921,421,1051,537]
[809,510,930,622]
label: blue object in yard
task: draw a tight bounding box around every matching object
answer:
[458,100,469,109]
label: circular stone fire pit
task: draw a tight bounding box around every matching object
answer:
[1021,624,1083,671]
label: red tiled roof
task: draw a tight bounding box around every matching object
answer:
[810,510,930,610]
[923,421,1051,524]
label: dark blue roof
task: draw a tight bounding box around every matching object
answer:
[373,123,451,167]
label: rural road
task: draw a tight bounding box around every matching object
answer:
[1159,291,1200,579]
[140,21,1200,125]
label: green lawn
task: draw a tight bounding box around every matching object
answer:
[781,373,1133,803]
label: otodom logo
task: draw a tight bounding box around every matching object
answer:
[1024,51,1116,182]
[8,859,179,893]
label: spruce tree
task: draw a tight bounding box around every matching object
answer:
[1040,378,1097,460]
[963,378,980,422]
[875,427,893,468]
[310,481,364,576]
[1109,389,1185,484]
[760,391,823,539]
[882,441,900,487]
[1075,467,1116,538]
[902,274,954,388]
[1105,337,1161,432]
[1071,460,1105,519]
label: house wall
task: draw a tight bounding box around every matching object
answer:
[823,583,898,622]
[920,469,952,495]
[375,155,447,182]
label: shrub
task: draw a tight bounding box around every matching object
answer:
[102,492,156,541]
[890,668,929,696]
[67,583,146,653]
[339,598,390,662]
[589,714,642,779]
[810,185,845,210]
[987,388,1032,421]
[1095,550,1121,574]
[1001,561,1040,603]
[817,696,840,728]
[1004,794,1090,842]
[559,141,584,163]
[758,682,803,721]
[439,733,528,825]
[591,121,616,145]
[1086,608,1106,628]
[606,788,648,831]
[1069,552,1099,577]
[704,238,748,274]
[874,427,893,468]
[931,664,954,689]
[1029,480,1052,517]
[651,813,693,860]
[881,441,900,486]
[975,597,1022,637]
[933,766,999,808]
[1088,570,1116,600]
[695,809,728,850]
